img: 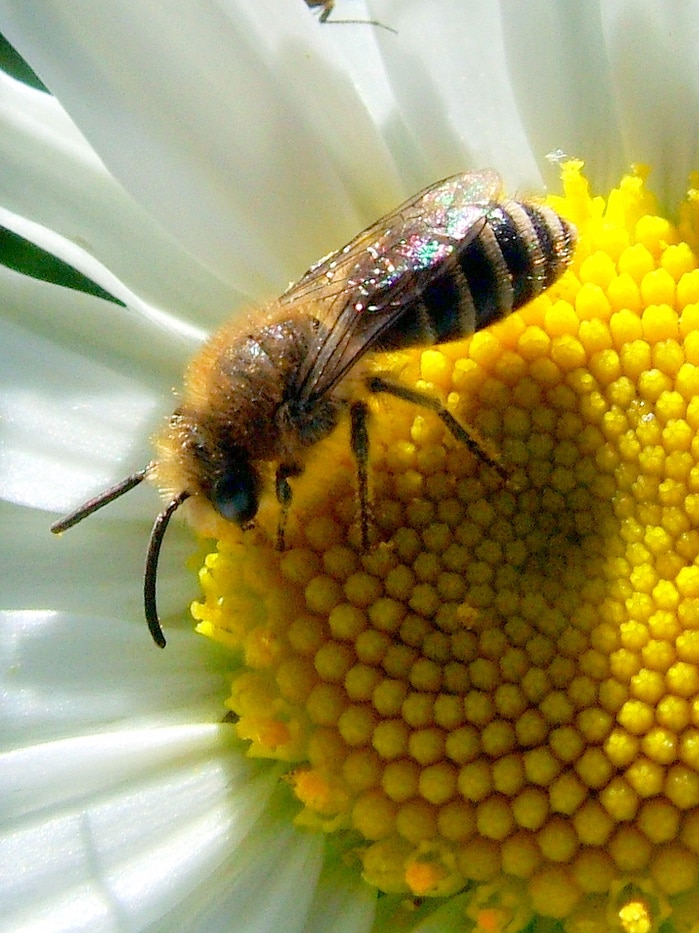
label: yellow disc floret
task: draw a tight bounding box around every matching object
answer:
[193,163,699,930]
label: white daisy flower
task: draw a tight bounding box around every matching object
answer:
[2,2,699,931]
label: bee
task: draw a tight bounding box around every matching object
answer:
[305,0,397,33]
[51,170,576,648]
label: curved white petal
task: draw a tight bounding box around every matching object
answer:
[154,817,323,933]
[500,0,699,206]
[0,70,241,326]
[0,606,230,750]
[0,283,171,511]
[2,500,195,617]
[303,1,398,132]
[304,860,377,933]
[373,0,542,192]
[0,724,317,933]
[0,240,207,360]
[499,0,625,193]
[600,0,699,207]
[0,1,402,295]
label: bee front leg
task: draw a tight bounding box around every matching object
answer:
[349,400,370,551]
[366,376,508,483]
[275,463,302,550]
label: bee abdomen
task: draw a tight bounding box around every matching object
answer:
[376,200,575,351]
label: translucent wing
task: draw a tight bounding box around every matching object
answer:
[281,170,502,402]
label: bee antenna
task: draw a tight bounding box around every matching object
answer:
[144,491,191,649]
[50,468,150,534]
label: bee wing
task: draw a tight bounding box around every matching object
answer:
[282,171,502,402]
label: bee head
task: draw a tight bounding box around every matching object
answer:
[155,408,262,528]
[209,460,260,525]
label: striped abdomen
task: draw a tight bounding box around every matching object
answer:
[375,200,576,351]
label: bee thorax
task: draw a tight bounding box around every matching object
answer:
[275,395,341,449]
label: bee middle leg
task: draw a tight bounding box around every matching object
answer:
[349,400,371,551]
[366,375,508,482]
[275,463,303,550]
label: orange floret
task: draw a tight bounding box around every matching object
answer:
[193,164,699,929]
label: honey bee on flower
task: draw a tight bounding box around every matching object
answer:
[52,171,575,647]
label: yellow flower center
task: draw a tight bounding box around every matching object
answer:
[193,163,699,930]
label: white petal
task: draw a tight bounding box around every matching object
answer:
[0,262,201,382]
[302,0,398,131]
[0,70,240,326]
[498,0,625,193]
[1,1,402,295]
[0,606,230,750]
[0,206,212,342]
[304,860,376,933]
[372,0,542,192]
[499,0,699,205]
[600,0,699,207]
[0,724,318,933]
[0,293,168,511]
[2,500,195,618]
[154,816,323,933]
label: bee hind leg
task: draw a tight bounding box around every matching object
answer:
[366,376,508,483]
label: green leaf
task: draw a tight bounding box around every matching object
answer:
[0,226,124,305]
[0,32,47,91]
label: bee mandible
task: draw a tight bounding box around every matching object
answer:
[51,170,576,648]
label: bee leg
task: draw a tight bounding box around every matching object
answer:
[350,400,371,551]
[275,463,302,550]
[366,376,508,482]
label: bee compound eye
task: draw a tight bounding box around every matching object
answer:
[210,465,259,525]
